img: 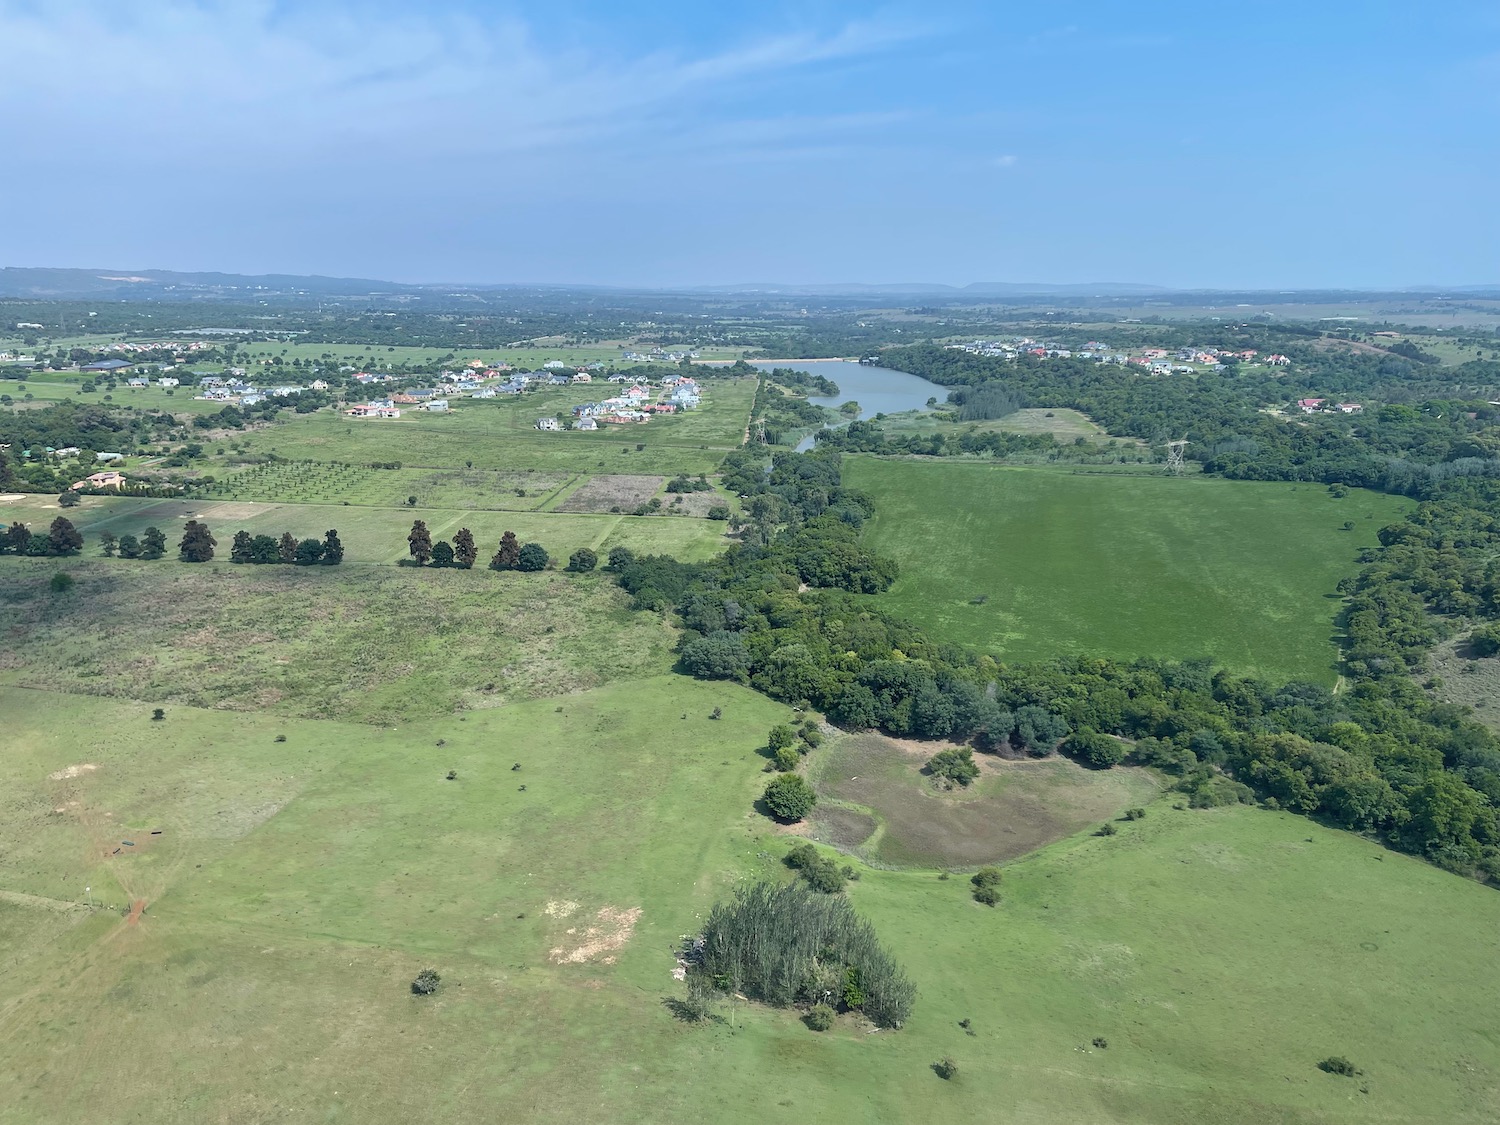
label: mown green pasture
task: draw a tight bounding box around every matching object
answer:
[847,459,1411,682]
[0,494,732,566]
[2,680,1498,1125]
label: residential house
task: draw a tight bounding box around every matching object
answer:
[571,372,592,383]
[576,416,598,431]
[1297,398,1327,413]
[1337,402,1364,414]
[70,470,126,490]
[82,358,133,373]
[346,404,401,418]
[535,417,560,431]
[420,399,450,412]
[158,376,180,388]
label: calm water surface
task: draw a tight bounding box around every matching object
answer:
[750,360,947,450]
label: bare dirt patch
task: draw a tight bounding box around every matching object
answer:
[557,475,664,513]
[48,763,98,781]
[548,905,642,964]
[814,733,1160,868]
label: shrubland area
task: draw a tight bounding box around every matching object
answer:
[5,292,1500,1123]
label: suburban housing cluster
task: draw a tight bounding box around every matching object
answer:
[537,375,703,431]
[943,338,1292,373]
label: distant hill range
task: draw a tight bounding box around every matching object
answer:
[0,266,1496,302]
[0,267,414,299]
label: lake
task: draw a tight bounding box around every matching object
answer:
[749,360,947,450]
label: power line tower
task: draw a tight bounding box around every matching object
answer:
[1165,439,1190,474]
[755,418,767,445]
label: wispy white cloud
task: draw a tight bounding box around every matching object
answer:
[0,1,931,161]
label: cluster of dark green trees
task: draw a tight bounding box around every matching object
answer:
[0,516,83,557]
[614,448,1500,883]
[687,881,915,1029]
[229,528,346,566]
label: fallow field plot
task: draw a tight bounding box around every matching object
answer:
[846,459,1411,682]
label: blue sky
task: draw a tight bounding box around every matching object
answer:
[1,0,1497,288]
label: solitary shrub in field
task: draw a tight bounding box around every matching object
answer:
[928,747,980,788]
[1124,807,1146,821]
[971,867,1002,906]
[567,547,598,572]
[1318,1056,1361,1077]
[49,571,74,594]
[932,1057,958,1080]
[764,773,817,822]
[151,708,165,721]
[411,969,441,996]
[773,745,801,772]
[785,843,845,894]
[804,1003,835,1031]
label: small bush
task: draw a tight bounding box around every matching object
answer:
[973,884,1001,907]
[804,1003,836,1031]
[1092,1036,1109,1049]
[411,968,441,995]
[767,724,798,752]
[49,572,74,594]
[773,744,801,772]
[763,773,817,822]
[928,747,980,787]
[151,708,165,721]
[1096,822,1118,836]
[932,1057,958,1080]
[1318,1056,1361,1077]
[1123,807,1146,821]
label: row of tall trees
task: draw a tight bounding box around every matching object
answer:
[229,528,346,566]
[404,522,555,571]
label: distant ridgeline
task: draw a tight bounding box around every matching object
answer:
[606,448,1500,884]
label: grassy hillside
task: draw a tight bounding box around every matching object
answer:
[2,684,1498,1124]
[0,559,676,722]
[846,459,1410,683]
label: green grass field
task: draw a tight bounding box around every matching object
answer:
[2,678,1498,1124]
[847,459,1411,682]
